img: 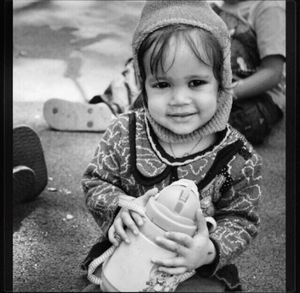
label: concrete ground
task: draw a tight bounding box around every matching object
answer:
[12,1,286,292]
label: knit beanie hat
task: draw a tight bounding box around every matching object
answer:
[132,0,232,144]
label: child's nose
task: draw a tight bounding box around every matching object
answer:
[170,87,190,105]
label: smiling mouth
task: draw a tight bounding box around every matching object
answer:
[168,112,197,118]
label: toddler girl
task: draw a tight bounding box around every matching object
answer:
[81,1,262,291]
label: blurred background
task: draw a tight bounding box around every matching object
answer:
[12,1,286,292]
[13,0,144,104]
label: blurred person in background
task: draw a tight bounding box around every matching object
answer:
[210,0,286,145]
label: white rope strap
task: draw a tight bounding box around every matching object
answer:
[87,245,116,286]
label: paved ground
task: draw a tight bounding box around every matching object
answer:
[12,1,286,292]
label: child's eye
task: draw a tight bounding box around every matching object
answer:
[189,80,206,87]
[152,82,170,89]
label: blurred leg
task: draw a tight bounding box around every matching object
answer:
[229,93,283,145]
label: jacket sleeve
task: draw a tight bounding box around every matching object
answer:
[197,148,262,276]
[81,115,130,241]
[253,1,286,59]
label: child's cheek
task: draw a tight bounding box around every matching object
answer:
[148,103,161,118]
[148,94,165,112]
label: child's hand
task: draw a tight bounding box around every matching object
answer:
[151,209,216,274]
[108,188,158,246]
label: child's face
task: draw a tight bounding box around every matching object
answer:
[143,36,219,136]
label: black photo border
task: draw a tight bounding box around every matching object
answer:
[1,0,298,292]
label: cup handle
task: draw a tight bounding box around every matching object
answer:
[205,216,217,233]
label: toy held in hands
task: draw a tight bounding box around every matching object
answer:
[87,179,217,292]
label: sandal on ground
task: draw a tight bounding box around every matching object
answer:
[43,98,116,132]
[13,125,48,202]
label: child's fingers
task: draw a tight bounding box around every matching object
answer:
[114,217,130,244]
[127,203,146,218]
[156,266,187,275]
[121,209,140,236]
[108,225,120,246]
[155,236,188,256]
[151,255,185,268]
[131,211,144,226]
[164,232,193,248]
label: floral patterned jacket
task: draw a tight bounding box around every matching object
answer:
[81,109,262,290]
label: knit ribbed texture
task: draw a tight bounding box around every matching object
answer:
[132,0,233,144]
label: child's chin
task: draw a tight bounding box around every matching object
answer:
[168,126,198,136]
